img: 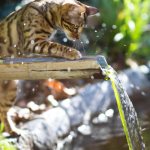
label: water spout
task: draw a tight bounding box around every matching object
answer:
[97,55,145,150]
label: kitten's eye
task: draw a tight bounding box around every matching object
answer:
[83,12,87,23]
[73,24,79,29]
[80,24,84,27]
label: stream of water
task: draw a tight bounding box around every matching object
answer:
[97,56,145,150]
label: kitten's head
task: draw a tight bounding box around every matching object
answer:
[60,1,99,40]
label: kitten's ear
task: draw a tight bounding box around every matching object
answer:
[85,6,99,16]
[76,1,99,16]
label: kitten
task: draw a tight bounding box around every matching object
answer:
[0,0,99,60]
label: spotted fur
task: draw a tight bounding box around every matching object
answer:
[0,0,98,59]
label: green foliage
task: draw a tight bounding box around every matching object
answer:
[0,139,16,150]
[84,0,150,64]
[119,0,150,61]
[0,123,16,150]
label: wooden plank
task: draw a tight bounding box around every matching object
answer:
[0,56,102,80]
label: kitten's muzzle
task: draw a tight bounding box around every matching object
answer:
[69,33,79,40]
[65,30,80,40]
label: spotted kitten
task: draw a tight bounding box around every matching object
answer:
[0,0,99,60]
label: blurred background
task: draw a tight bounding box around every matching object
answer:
[0,0,150,150]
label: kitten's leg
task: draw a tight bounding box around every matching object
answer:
[0,81,17,134]
[0,110,11,132]
[24,39,82,60]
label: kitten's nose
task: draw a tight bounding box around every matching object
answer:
[73,34,79,40]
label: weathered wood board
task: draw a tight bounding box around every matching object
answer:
[0,57,102,80]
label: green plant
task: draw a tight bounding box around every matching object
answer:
[83,0,150,65]
[0,123,16,150]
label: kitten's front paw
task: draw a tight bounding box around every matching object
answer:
[66,48,82,60]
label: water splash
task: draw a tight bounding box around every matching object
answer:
[97,56,145,150]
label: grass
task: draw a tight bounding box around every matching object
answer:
[0,123,16,150]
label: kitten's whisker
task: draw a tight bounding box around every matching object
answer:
[72,39,86,55]
[80,40,86,55]
[73,39,80,50]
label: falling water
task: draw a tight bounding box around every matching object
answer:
[97,56,145,150]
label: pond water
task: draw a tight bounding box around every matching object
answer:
[66,106,150,150]
[61,57,150,150]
